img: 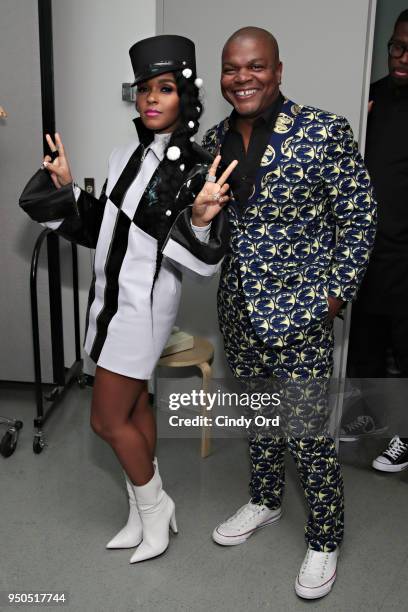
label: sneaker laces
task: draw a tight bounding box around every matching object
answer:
[300,550,330,580]
[225,502,264,526]
[343,415,373,433]
[384,436,408,460]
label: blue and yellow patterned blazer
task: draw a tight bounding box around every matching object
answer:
[202,97,377,347]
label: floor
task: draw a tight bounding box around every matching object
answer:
[1,383,408,612]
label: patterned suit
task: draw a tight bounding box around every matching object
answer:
[202,97,376,551]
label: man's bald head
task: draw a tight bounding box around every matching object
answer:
[220,26,283,120]
[223,27,280,66]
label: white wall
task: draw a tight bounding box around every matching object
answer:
[0,0,53,382]
[371,0,408,82]
[52,0,156,373]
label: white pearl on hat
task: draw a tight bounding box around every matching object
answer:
[165,209,172,216]
[179,163,185,171]
[196,106,201,112]
[194,77,203,88]
[188,120,195,129]
[182,68,192,78]
[166,146,181,161]
[189,136,195,142]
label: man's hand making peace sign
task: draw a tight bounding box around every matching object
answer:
[192,155,238,226]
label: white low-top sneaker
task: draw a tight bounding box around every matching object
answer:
[295,547,338,599]
[212,501,282,546]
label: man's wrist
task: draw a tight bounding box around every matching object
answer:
[328,295,344,306]
[327,295,345,319]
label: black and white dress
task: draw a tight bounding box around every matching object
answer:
[20,122,228,379]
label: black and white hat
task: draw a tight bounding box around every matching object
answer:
[129,34,196,86]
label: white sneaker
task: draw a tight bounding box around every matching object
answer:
[372,435,408,472]
[295,547,338,599]
[212,501,282,546]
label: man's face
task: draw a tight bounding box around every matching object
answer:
[221,36,282,119]
[388,21,408,87]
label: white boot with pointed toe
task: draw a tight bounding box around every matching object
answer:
[129,466,177,563]
[106,471,142,549]
[106,458,159,550]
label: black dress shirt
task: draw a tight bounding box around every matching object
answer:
[219,93,284,206]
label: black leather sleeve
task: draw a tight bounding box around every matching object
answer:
[19,168,107,249]
[19,168,77,222]
[58,186,107,249]
[163,206,230,265]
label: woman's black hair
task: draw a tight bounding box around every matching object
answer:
[150,70,203,297]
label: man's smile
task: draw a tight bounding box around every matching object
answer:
[233,88,259,98]
[392,67,408,78]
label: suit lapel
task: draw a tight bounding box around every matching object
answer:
[214,99,303,213]
[249,98,302,204]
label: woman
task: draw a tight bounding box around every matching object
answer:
[20,34,237,563]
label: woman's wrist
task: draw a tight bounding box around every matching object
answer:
[191,211,209,227]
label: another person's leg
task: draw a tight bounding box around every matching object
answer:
[341,305,389,440]
[347,306,388,378]
[372,315,408,472]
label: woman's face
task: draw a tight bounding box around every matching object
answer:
[135,72,180,133]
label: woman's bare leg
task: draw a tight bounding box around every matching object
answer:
[129,385,156,459]
[90,366,154,485]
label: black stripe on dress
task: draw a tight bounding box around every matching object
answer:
[89,146,145,363]
[89,209,131,362]
[108,144,145,208]
[84,266,96,343]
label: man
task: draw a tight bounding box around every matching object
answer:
[341,10,408,473]
[199,27,376,599]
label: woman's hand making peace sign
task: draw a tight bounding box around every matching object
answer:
[42,133,73,189]
[192,155,238,226]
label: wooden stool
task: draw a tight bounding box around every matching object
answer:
[157,336,214,458]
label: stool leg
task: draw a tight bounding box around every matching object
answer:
[197,361,212,458]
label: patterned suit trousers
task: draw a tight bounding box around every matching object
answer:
[218,277,344,552]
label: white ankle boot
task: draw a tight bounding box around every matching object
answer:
[106,471,142,549]
[129,466,177,563]
[106,458,159,550]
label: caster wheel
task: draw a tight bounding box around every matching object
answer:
[0,432,17,458]
[33,437,45,454]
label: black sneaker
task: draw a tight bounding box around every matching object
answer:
[339,415,388,442]
[372,436,408,472]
